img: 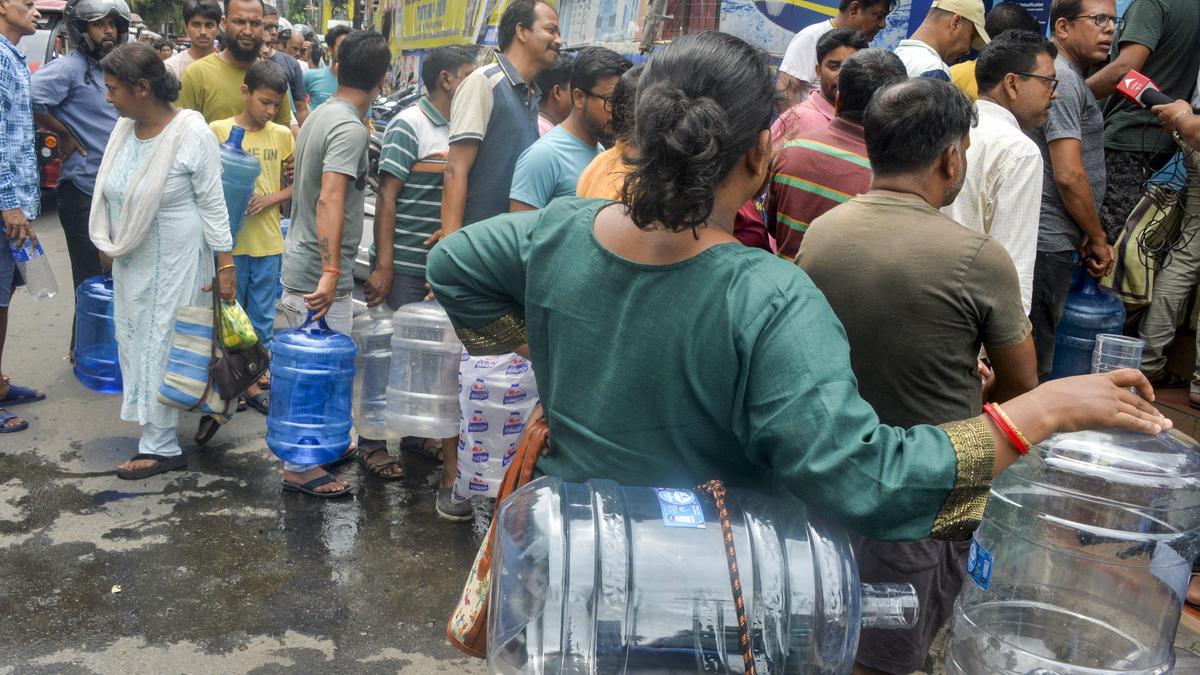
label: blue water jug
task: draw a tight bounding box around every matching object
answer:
[267,311,356,465]
[1048,266,1127,379]
[218,125,261,244]
[73,274,121,393]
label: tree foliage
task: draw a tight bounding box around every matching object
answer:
[130,0,183,35]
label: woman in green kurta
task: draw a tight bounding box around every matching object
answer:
[427,32,1169,544]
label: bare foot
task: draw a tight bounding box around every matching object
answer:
[1188,575,1200,607]
[0,382,43,400]
[283,467,350,493]
[117,457,163,472]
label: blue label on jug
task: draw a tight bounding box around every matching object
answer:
[469,472,489,492]
[474,356,498,369]
[467,410,488,433]
[502,442,517,467]
[471,441,488,463]
[469,378,489,401]
[654,488,706,529]
[967,539,993,591]
[506,357,530,375]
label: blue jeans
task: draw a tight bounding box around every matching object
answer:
[234,254,282,350]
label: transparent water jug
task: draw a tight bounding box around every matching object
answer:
[218,125,261,244]
[385,300,462,438]
[489,477,920,674]
[73,274,120,393]
[945,429,1200,674]
[267,311,356,465]
[352,304,398,440]
[1049,266,1126,379]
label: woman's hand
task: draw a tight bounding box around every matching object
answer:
[1006,369,1170,443]
[215,265,237,303]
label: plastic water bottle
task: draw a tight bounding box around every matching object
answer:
[9,238,57,299]
[73,274,121,393]
[1048,265,1125,379]
[267,310,356,465]
[351,304,399,440]
[218,125,261,245]
[490,477,920,674]
[945,428,1200,674]
[385,300,463,438]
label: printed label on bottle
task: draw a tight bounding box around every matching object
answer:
[502,411,524,436]
[503,383,527,404]
[506,357,530,375]
[471,441,488,463]
[967,539,993,591]
[10,245,29,263]
[469,472,489,492]
[467,410,488,433]
[654,488,706,529]
[502,442,517,467]
[469,378,489,401]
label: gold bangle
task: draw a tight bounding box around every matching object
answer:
[217,264,236,272]
[989,402,1033,451]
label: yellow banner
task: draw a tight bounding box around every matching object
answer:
[397,0,493,48]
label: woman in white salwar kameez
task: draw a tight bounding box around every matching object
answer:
[90,43,236,480]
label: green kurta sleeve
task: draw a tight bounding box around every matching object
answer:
[736,283,994,542]
[426,212,535,355]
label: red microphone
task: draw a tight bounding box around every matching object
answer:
[1116,69,1174,108]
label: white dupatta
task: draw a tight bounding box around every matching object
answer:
[89,109,207,258]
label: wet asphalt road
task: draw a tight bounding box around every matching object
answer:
[0,209,488,673]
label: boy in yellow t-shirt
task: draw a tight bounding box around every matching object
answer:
[209,59,294,414]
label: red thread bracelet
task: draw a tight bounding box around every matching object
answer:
[322,268,341,276]
[983,403,1030,455]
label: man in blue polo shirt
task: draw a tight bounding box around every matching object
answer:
[32,0,123,331]
[0,0,45,434]
[440,0,563,234]
[509,46,630,211]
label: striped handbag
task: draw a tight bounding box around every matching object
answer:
[156,301,234,424]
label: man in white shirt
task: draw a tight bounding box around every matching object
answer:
[894,0,988,80]
[776,0,892,112]
[944,30,1059,315]
[165,0,220,79]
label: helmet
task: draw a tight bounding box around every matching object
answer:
[66,0,132,57]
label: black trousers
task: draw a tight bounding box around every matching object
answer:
[58,180,104,353]
[1030,250,1078,382]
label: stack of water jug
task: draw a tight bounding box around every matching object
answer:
[266,301,462,465]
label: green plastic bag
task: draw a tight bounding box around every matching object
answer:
[219,300,258,351]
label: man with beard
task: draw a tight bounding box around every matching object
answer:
[797,78,1031,675]
[509,46,630,211]
[31,0,125,351]
[178,0,293,127]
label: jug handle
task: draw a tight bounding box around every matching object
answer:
[301,309,333,333]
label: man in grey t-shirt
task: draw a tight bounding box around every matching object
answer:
[274,31,389,499]
[1025,0,1116,381]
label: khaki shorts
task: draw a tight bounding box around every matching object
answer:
[274,289,353,335]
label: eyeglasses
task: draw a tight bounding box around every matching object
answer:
[587,91,613,111]
[263,24,279,32]
[1017,72,1059,95]
[1070,13,1123,29]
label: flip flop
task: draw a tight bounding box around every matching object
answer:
[357,446,406,480]
[282,473,353,498]
[258,373,271,390]
[195,415,221,446]
[116,453,188,480]
[0,384,45,406]
[245,391,269,415]
[0,409,28,434]
[237,397,248,412]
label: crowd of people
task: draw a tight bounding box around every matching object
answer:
[1,0,1199,670]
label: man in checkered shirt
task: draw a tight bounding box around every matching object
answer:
[0,0,46,434]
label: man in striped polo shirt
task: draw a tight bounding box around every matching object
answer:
[766,49,907,259]
[364,46,475,500]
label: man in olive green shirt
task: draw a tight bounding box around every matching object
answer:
[178,0,293,127]
[798,79,1035,675]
